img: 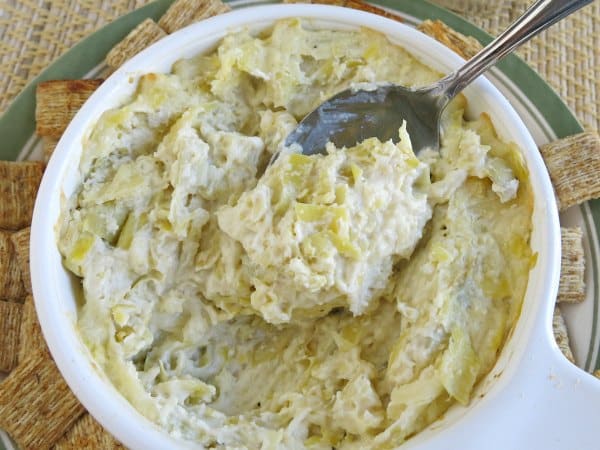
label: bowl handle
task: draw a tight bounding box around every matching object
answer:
[405,322,600,449]
[499,344,600,448]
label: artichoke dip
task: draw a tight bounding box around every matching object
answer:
[59,19,533,449]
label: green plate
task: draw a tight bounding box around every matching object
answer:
[1,1,597,448]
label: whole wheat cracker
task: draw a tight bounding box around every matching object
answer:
[539,132,600,211]
[417,19,483,60]
[18,295,48,362]
[282,0,403,21]
[10,227,31,295]
[346,0,403,21]
[0,353,86,450]
[35,79,103,139]
[553,306,575,363]
[282,0,345,3]
[158,0,231,34]
[106,19,167,71]
[42,137,61,163]
[0,161,44,230]
[558,227,585,303]
[0,230,26,301]
[53,413,125,450]
[0,300,22,372]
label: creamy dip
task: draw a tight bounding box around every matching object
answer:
[59,19,533,449]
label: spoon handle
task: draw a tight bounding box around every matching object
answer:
[438,0,593,100]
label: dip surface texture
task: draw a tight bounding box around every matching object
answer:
[58,19,533,449]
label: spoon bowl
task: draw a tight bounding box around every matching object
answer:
[286,0,592,156]
[285,83,443,154]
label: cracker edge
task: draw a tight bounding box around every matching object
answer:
[553,305,575,363]
[558,227,585,303]
[0,301,22,372]
[0,161,44,231]
[10,228,32,295]
[35,79,103,139]
[0,229,26,300]
[53,414,125,450]
[106,18,167,70]
[18,295,48,362]
[282,0,403,21]
[0,353,86,450]
[158,0,231,34]
[42,137,61,163]
[417,19,483,60]
[539,132,600,211]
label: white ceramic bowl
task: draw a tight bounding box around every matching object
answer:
[30,4,600,449]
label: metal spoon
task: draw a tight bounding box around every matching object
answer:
[285,0,592,156]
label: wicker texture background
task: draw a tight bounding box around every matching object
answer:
[436,0,599,133]
[0,0,598,132]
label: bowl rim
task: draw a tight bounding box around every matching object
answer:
[30,4,562,449]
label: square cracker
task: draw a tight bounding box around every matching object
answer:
[35,79,103,139]
[10,228,31,294]
[54,413,125,450]
[106,18,167,70]
[0,301,22,372]
[0,230,26,301]
[158,0,231,34]
[42,137,60,163]
[417,19,483,60]
[282,0,403,21]
[18,295,48,362]
[0,353,85,450]
[552,306,574,363]
[539,132,600,211]
[0,161,44,230]
[282,0,344,3]
[558,227,585,303]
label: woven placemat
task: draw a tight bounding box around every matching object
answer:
[0,0,150,112]
[0,0,599,132]
[435,0,600,133]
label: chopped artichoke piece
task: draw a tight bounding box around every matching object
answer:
[69,232,96,263]
[431,243,451,263]
[437,328,481,405]
[328,231,361,260]
[294,203,347,223]
[349,163,363,184]
[117,213,136,250]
